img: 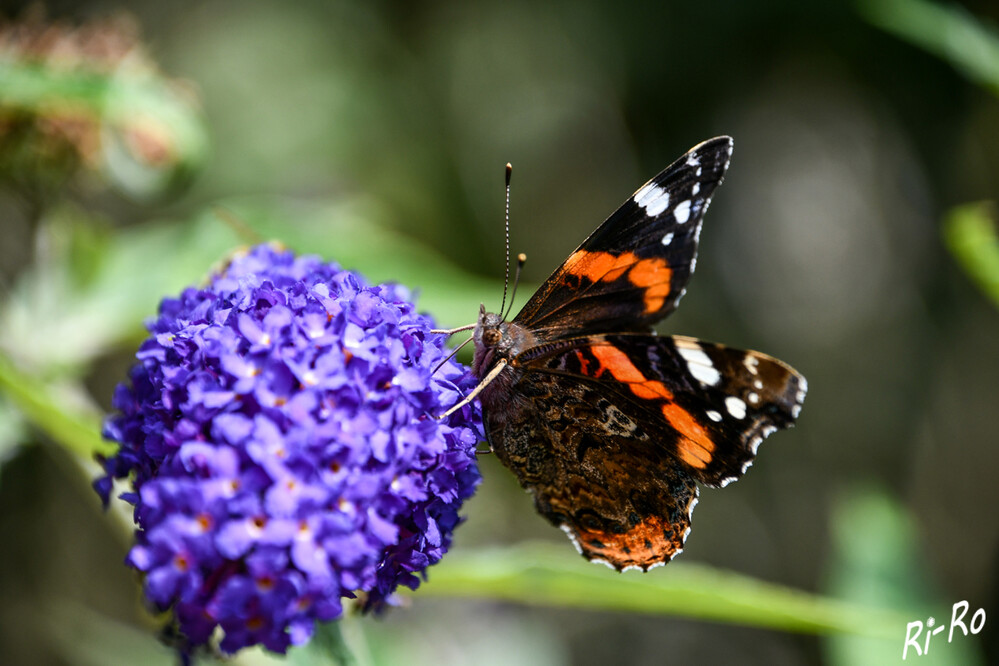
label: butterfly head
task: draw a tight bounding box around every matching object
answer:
[471,303,539,379]
[472,304,505,377]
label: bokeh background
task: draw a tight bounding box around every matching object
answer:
[1,0,998,664]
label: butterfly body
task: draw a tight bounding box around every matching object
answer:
[470,137,807,571]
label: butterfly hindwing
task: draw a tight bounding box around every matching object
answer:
[514,333,806,488]
[515,136,733,337]
[481,359,699,571]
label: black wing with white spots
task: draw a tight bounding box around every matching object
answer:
[514,136,733,338]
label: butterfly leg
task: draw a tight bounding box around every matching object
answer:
[437,358,508,420]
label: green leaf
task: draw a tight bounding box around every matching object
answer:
[44,600,296,666]
[857,0,999,94]
[293,622,357,666]
[1,197,503,375]
[0,397,28,469]
[0,350,110,457]
[410,542,906,638]
[943,201,999,307]
[0,207,242,373]
[44,601,176,666]
[204,197,514,329]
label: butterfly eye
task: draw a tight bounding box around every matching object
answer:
[482,329,502,347]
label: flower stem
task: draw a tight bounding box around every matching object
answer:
[0,350,111,456]
[413,543,906,639]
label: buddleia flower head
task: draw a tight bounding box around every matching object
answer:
[96,244,482,654]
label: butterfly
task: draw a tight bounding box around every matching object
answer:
[445,136,806,571]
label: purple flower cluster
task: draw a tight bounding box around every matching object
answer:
[96,244,482,654]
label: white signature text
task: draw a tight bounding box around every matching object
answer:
[903,600,986,660]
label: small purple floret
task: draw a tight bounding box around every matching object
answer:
[96,244,482,654]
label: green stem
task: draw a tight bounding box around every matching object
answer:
[0,350,111,457]
[411,543,906,639]
[310,621,357,666]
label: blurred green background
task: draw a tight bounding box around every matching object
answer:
[1,0,998,664]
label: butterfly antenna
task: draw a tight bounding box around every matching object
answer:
[502,252,527,320]
[498,163,513,317]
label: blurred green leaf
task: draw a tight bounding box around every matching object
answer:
[943,201,999,307]
[0,397,27,468]
[295,622,359,666]
[0,207,241,373]
[0,350,110,457]
[1,197,505,375]
[45,600,297,666]
[411,542,906,638]
[220,197,516,329]
[823,487,984,665]
[44,602,175,666]
[858,0,999,94]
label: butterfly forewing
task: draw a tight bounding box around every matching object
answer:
[515,136,733,338]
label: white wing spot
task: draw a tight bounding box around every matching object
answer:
[634,182,656,204]
[725,396,747,419]
[695,166,702,177]
[674,199,692,224]
[691,182,700,196]
[743,355,760,375]
[747,392,760,405]
[661,231,674,246]
[706,410,723,422]
[634,183,670,216]
[687,153,701,167]
[675,340,721,386]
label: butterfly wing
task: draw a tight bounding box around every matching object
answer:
[479,332,804,569]
[512,333,807,487]
[514,136,733,338]
[481,360,700,570]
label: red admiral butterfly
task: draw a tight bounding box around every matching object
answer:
[444,137,806,571]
